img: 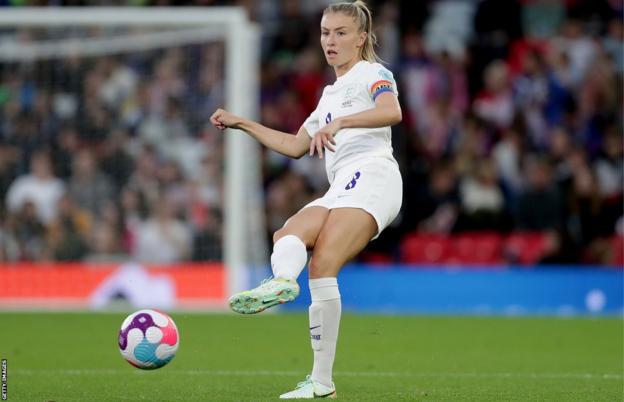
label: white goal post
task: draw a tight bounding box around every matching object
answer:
[0,8,266,298]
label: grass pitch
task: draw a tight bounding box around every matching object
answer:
[0,312,621,401]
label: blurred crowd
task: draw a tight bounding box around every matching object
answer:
[0,0,622,265]
[0,38,226,262]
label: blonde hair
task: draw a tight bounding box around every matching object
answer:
[324,1,380,63]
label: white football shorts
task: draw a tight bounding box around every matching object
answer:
[302,157,403,239]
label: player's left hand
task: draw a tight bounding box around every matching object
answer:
[310,120,340,159]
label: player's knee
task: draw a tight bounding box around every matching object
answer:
[308,250,338,278]
[274,226,316,248]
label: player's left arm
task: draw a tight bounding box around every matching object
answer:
[309,93,401,158]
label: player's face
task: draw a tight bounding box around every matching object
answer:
[320,12,366,68]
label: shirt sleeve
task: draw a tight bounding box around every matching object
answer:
[302,106,320,138]
[366,63,399,101]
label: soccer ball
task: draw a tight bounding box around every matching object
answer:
[118,309,179,370]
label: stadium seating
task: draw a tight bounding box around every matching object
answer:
[400,232,552,266]
[400,234,453,265]
[452,232,504,264]
[503,232,550,266]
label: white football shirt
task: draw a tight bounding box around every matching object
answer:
[303,60,399,183]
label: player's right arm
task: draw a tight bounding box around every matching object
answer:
[210,108,310,159]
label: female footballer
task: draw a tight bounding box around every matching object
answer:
[210,1,402,398]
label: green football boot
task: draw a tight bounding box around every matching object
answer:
[228,277,300,314]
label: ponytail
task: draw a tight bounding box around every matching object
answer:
[324,0,381,63]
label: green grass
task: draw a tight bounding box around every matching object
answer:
[0,312,622,401]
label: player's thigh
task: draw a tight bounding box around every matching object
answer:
[308,207,377,278]
[273,206,330,249]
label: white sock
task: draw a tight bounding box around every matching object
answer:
[270,235,307,281]
[309,277,341,388]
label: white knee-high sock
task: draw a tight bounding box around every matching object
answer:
[309,277,341,388]
[271,235,307,281]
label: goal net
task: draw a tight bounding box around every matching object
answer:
[0,8,266,298]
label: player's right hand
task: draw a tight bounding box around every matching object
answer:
[309,119,339,159]
[210,108,240,130]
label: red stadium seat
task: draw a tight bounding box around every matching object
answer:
[401,233,452,264]
[451,232,504,265]
[504,232,549,266]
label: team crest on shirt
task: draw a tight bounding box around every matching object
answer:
[341,84,357,108]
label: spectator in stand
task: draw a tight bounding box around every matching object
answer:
[270,0,310,62]
[577,54,619,157]
[98,56,138,113]
[192,152,223,211]
[5,201,47,261]
[453,114,490,177]
[133,198,191,264]
[512,49,549,149]
[50,125,80,180]
[191,207,222,262]
[549,126,574,190]
[146,50,186,116]
[85,222,125,263]
[158,98,205,177]
[593,128,624,235]
[138,96,195,172]
[567,165,603,247]
[375,1,400,66]
[542,43,575,128]
[473,60,515,131]
[291,47,326,116]
[265,170,313,236]
[551,19,598,87]
[100,129,135,191]
[407,159,460,234]
[68,148,114,218]
[158,159,191,215]
[492,127,525,197]
[6,151,65,225]
[79,98,113,144]
[46,194,91,261]
[515,155,563,231]
[85,199,127,262]
[398,31,430,155]
[398,32,468,160]
[6,110,51,174]
[418,51,468,159]
[119,187,147,256]
[126,146,161,207]
[457,157,508,231]
[186,44,225,134]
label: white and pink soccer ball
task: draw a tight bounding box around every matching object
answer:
[118,309,179,370]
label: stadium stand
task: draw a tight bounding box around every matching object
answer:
[0,0,622,267]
